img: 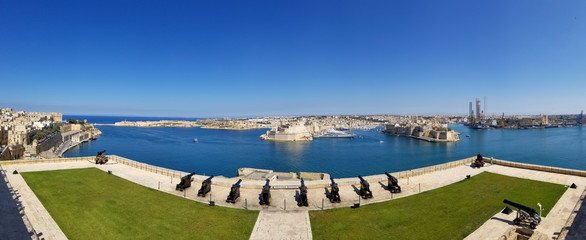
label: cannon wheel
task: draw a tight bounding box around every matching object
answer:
[530,222,536,229]
[513,218,520,225]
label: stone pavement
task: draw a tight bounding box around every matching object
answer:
[2,158,585,239]
[250,210,312,240]
[558,187,586,240]
[0,169,33,240]
[3,166,70,240]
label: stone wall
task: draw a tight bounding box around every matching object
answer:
[36,132,63,154]
[486,158,586,177]
[0,127,7,146]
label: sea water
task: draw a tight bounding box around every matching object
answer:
[63,115,585,178]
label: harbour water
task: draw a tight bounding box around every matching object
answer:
[63,115,585,178]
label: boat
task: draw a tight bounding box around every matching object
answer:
[318,129,356,138]
[193,138,198,142]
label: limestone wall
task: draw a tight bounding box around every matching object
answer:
[35,132,63,154]
[486,158,586,177]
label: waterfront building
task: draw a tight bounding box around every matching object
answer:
[0,108,99,160]
[382,120,460,142]
[260,122,313,141]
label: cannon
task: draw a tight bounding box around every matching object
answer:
[503,199,542,229]
[358,176,373,199]
[329,178,341,203]
[95,150,108,164]
[176,172,196,191]
[474,153,485,168]
[385,172,401,193]
[259,179,271,206]
[298,178,309,207]
[226,179,242,203]
[197,175,214,197]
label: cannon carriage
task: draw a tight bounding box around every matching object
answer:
[358,176,373,199]
[95,150,108,164]
[176,172,196,191]
[329,178,341,203]
[259,179,271,206]
[503,199,542,229]
[298,178,309,207]
[226,179,242,203]
[385,172,401,193]
[474,153,485,168]
[197,176,214,197]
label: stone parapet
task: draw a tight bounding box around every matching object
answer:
[485,158,586,177]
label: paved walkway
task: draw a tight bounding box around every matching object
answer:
[558,186,586,240]
[0,169,32,240]
[250,210,312,240]
[2,159,585,239]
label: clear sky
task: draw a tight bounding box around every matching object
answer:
[1,1,585,117]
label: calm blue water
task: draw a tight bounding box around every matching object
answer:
[63,115,586,178]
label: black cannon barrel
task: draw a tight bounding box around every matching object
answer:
[264,179,270,187]
[330,178,337,185]
[503,199,537,215]
[182,172,196,179]
[385,172,398,184]
[300,178,306,188]
[203,175,214,183]
[233,179,242,188]
[358,176,367,183]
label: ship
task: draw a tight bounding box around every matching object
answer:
[317,129,356,138]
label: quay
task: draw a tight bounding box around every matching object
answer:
[1,156,585,239]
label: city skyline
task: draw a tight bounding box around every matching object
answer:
[1,1,585,117]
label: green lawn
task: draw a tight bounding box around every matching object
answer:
[310,172,567,240]
[22,168,258,240]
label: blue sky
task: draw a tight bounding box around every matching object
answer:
[1,1,585,117]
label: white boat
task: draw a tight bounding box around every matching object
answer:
[318,129,356,138]
[193,138,198,142]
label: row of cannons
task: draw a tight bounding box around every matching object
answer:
[329,173,401,203]
[174,173,544,230]
[174,171,402,206]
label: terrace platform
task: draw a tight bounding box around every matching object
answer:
[1,156,585,240]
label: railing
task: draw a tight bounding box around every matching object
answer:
[0,165,41,240]
[392,157,476,179]
[3,154,584,187]
[109,155,188,179]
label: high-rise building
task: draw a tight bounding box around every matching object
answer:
[469,102,473,122]
[475,98,481,122]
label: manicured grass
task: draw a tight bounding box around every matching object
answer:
[22,168,258,240]
[310,172,567,240]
